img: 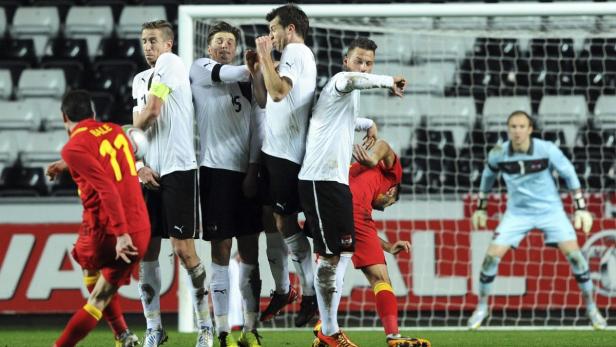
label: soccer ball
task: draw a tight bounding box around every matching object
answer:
[121,125,149,160]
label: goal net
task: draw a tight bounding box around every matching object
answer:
[179,3,616,330]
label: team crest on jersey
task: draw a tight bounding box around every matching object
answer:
[340,234,353,250]
[582,230,616,297]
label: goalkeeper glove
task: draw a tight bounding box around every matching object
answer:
[471,192,488,230]
[573,191,593,234]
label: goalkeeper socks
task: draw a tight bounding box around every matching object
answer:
[285,232,316,296]
[266,232,291,294]
[186,262,213,329]
[55,303,102,347]
[84,274,127,336]
[239,262,261,332]
[373,281,399,335]
[138,260,162,330]
[478,255,501,308]
[211,263,230,333]
[566,250,596,311]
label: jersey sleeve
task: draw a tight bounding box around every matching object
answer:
[190,58,251,86]
[547,141,581,190]
[278,45,306,87]
[132,74,142,114]
[62,141,128,236]
[152,52,184,92]
[479,145,502,193]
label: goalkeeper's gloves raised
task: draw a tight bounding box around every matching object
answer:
[471,192,488,230]
[573,191,593,234]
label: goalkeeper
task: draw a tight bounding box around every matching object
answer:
[468,110,607,330]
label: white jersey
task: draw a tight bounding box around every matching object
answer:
[262,43,316,164]
[299,72,360,185]
[132,52,197,177]
[190,57,262,173]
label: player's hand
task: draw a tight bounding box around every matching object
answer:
[362,123,378,150]
[388,240,411,255]
[574,210,593,234]
[391,76,407,97]
[138,166,160,190]
[471,210,488,229]
[255,36,273,58]
[244,49,260,75]
[46,160,68,181]
[115,233,138,264]
[353,144,377,167]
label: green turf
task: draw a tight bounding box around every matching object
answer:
[1,328,615,347]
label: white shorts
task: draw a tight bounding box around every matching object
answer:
[492,209,577,248]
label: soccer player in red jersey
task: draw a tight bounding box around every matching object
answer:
[52,90,151,347]
[349,139,430,347]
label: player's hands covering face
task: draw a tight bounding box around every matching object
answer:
[116,234,138,264]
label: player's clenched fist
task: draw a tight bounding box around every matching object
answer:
[255,36,273,57]
[244,49,259,75]
[391,75,407,97]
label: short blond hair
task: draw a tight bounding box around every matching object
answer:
[141,20,174,41]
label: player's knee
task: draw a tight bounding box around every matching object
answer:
[480,255,501,283]
[566,250,590,282]
[316,260,336,288]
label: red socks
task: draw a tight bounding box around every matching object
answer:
[374,281,399,335]
[84,274,127,336]
[55,304,102,347]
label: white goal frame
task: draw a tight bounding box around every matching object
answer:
[176,2,616,333]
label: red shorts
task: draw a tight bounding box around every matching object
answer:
[351,218,386,268]
[72,230,150,286]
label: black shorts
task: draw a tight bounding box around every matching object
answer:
[200,166,262,241]
[298,180,355,256]
[260,152,302,215]
[143,169,198,240]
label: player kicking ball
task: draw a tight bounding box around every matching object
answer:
[52,90,151,347]
[467,110,608,330]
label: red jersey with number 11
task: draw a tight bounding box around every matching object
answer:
[61,118,150,236]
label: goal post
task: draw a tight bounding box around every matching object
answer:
[177,2,616,332]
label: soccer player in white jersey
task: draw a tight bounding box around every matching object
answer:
[250,3,318,327]
[132,20,213,347]
[467,111,608,330]
[190,21,264,347]
[298,38,406,347]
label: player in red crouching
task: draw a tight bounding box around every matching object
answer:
[52,90,151,347]
[349,139,430,347]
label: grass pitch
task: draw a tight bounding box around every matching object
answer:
[1,328,615,347]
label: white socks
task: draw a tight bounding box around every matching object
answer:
[314,255,350,336]
[239,262,261,332]
[138,260,162,330]
[285,232,315,296]
[266,232,290,294]
[186,262,212,329]
[210,263,230,333]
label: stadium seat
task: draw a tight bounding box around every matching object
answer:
[455,147,485,190]
[43,38,90,66]
[0,69,12,99]
[482,96,532,131]
[20,130,66,167]
[0,130,23,173]
[0,100,41,130]
[82,0,125,22]
[0,38,37,65]
[88,60,137,97]
[0,165,47,196]
[594,95,616,129]
[545,16,596,32]
[369,34,413,63]
[10,7,60,58]
[65,6,114,58]
[0,8,6,38]
[26,98,63,130]
[49,169,77,197]
[490,16,542,31]
[410,34,473,62]
[90,91,115,122]
[0,62,29,92]
[473,37,522,59]
[40,60,85,91]
[96,38,146,68]
[437,16,488,30]
[424,96,477,148]
[117,6,167,39]
[16,69,66,99]
[538,95,588,147]
[385,17,433,31]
